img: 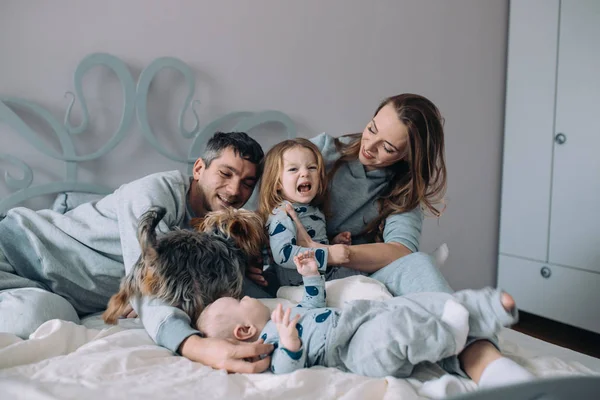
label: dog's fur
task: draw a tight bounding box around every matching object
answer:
[192,207,266,265]
[102,206,266,326]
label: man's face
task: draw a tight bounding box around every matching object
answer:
[192,147,258,213]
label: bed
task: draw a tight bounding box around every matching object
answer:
[1,53,599,399]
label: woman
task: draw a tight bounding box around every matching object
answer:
[249,94,533,387]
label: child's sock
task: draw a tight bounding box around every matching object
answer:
[478,357,534,389]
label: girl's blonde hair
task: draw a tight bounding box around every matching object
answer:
[258,138,328,220]
[331,93,447,241]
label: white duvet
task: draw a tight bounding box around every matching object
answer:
[1,276,598,400]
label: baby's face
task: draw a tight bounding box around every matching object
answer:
[212,296,271,326]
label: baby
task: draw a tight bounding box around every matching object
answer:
[197,251,519,378]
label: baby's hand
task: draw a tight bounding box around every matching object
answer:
[329,244,350,265]
[294,251,320,277]
[331,231,352,245]
[271,304,301,352]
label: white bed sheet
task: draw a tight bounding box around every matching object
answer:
[1,277,599,400]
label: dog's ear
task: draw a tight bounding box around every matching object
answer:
[226,214,268,262]
[229,220,245,236]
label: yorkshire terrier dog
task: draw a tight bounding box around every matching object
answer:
[102,206,266,325]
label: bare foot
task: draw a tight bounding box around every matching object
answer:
[501,292,515,312]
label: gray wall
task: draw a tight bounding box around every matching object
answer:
[0,0,509,290]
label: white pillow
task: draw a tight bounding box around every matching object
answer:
[276,275,393,308]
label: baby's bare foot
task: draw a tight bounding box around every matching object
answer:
[501,292,515,312]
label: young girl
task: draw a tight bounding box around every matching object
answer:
[257,138,350,293]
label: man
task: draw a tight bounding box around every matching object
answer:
[0,131,273,373]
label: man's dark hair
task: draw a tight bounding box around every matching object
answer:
[203,131,264,173]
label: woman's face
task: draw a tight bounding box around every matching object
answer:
[358,103,409,170]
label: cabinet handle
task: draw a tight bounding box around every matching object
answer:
[540,266,552,279]
[555,133,567,145]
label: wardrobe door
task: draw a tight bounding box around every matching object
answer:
[548,0,600,273]
[498,0,559,261]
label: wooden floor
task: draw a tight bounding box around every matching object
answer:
[511,311,600,359]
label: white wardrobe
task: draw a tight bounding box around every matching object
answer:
[498,0,600,334]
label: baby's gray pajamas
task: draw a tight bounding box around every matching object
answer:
[262,276,517,377]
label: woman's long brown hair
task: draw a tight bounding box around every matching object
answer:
[330,93,447,241]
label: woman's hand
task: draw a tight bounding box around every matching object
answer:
[285,203,351,266]
[284,203,321,248]
[178,334,274,374]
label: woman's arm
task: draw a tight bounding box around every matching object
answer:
[285,204,420,272]
[346,207,422,270]
[345,242,412,272]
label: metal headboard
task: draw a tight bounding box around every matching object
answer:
[0,53,296,215]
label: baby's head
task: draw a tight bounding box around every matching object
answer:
[197,296,271,341]
[258,138,327,219]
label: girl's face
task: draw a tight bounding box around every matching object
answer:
[358,103,409,170]
[278,146,320,204]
